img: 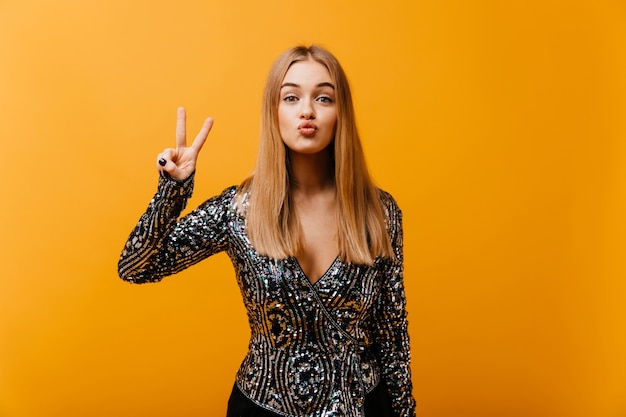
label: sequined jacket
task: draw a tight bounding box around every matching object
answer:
[118,175,416,417]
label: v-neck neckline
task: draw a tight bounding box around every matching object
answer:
[292,255,340,287]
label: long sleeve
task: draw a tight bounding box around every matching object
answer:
[372,193,416,417]
[117,174,235,283]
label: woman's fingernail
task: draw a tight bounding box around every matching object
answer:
[158,158,166,166]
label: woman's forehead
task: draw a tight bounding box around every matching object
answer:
[282,59,332,85]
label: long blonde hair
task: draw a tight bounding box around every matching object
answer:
[239,45,393,265]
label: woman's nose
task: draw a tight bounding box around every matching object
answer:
[299,101,315,119]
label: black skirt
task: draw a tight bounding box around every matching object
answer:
[226,382,394,417]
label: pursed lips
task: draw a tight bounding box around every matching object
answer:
[298,122,317,136]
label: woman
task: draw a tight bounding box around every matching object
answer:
[118,45,416,417]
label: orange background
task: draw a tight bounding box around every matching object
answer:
[1,1,625,416]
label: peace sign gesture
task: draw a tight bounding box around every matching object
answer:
[156,107,213,181]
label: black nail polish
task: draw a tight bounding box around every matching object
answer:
[158,158,166,166]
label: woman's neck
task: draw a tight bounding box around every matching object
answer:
[288,148,335,194]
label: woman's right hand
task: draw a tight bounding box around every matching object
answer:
[156,107,213,181]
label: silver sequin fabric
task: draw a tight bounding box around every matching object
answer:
[118,175,416,417]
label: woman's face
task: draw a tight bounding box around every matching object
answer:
[278,59,337,156]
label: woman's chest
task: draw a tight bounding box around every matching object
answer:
[229,245,384,324]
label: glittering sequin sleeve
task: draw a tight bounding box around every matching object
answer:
[117,174,234,283]
[372,192,416,417]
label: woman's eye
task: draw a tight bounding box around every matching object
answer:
[283,95,298,102]
[317,96,333,103]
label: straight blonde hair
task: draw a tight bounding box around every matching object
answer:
[239,45,393,265]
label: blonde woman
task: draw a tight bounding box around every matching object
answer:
[118,45,416,417]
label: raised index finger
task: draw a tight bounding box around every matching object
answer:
[191,117,214,153]
[175,106,187,148]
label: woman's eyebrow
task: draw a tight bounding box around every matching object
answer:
[280,82,335,89]
[317,82,335,89]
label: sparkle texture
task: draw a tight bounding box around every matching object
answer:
[118,175,416,417]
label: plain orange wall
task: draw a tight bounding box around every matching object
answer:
[1,1,625,416]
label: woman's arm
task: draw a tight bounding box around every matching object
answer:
[117,107,225,283]
[117,176,234,283]
[372,192,416,417]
